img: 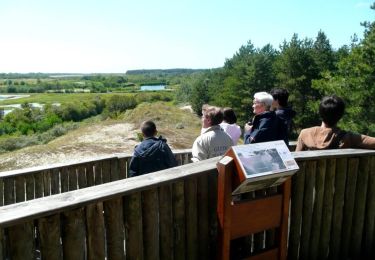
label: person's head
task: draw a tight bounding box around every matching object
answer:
[252,92,273,115]
[201,105,223,128]
[141,120,157,138]
[270,88,289,108]
[319,95,345,127]
[222,107,237,124]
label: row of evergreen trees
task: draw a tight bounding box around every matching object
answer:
[187,4,375,137]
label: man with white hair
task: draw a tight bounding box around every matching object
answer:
[244,92,287,144]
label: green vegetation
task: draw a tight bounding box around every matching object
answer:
[189,4,375,138]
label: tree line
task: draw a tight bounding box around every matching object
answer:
[185,4,375,138]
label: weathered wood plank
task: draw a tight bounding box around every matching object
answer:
[86,203,105,260]
[309,159,326,260]
[60,167,69,193]
[185,177,198,260]
[4,177,15,205]
[0,179,3,206]
[197,173,209,259]
[340,157,359,259]
[364,156,375,258]
[173,181,186,260]
[118,158,127,180]
[43,170,51,196]
[0,228,3,260]
[34,172,44,198]
[8,221,34,260]
[142,188,159,260]
[68,166,78,191]
[104,198,125,260]
[110,158,120,181]
[62,208,86,259]
[77,165,87,189]
[207,170,218,258]
[102,160,111,183]
[94,161,103,185]
[350,156,370,259]
[329,157,347,260]
[318,158,336,259]
[25,174,34,201]
[124,193,143,260]
[299,160,316,260]
[125,157,132,179]
[51,168,60,195]
[15,175,25,203]
[38,214,63,260]
[86,163,95,187]
[159,184,173,260]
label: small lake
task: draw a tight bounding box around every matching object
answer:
[140,85,165,91]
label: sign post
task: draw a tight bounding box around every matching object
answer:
[217,141,299,260]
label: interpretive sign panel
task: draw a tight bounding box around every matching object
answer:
[227,140,299,195]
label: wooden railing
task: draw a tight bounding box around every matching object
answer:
[0,149,192,206]
[0,149,375,259]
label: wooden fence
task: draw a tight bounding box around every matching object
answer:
[0,149,192,206]
[0,149,374,259]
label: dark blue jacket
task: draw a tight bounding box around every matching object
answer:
[244,111,288,144]
[275,107,296,141]
[128,136,177,177]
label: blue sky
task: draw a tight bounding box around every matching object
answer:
[0,0,373,73]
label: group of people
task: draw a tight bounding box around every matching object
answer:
[128,88,375,177]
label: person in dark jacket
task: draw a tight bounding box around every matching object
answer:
[244,92,287,144]
[128,120,177,177]
[270,88,296,144]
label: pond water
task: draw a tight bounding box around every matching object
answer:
[1,102,60,116]
[140,85,165,91]
[0,94,29,100]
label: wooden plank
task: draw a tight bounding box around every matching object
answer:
[125,157,132,178]
[4,177,15,205]
[278,179,291,260]
[51,168,60,195]
[118,158,127,180]
[0,228,3,260]
[25,174,35,201]
[185,177,198,260]
[86,163,95,187]
[350,156,370,259]
[104,198,125,260]
[102,160,111,183]
[110,158,120,181]
[60,167,69,193]
[299,160,316,260]
[15,175,25,203]
[34,172,44,198]
[230,195,283,239]
[329,157,348,260]
[124,193,143,260]
[142,188,159,260]
[38,214,63,260]
[62,208,86,260]
[253,190,266,253]
[197,174,209,259]
[173,181,186,260]
[8,221,34,260]
[94,162,103,185]
[318,158,336,259]
[77,165,87,189]
[85,203,105,260]
[340,158,359,259]
[248,248,278,260]
[159,184,173,260]
[309,159,326,260]
[207,170,218,258]
[0,178,3,206]
[43,170,51,196]
[68,166,78,191]
[364,156,375,258]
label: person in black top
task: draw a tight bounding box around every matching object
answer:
[128,120,177,177]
